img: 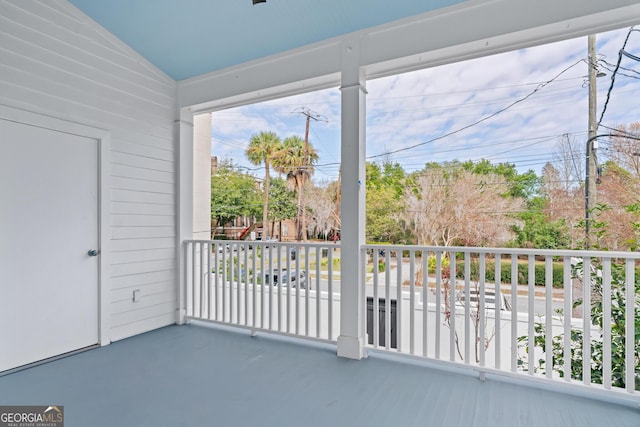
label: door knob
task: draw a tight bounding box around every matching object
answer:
[87,249,100,257]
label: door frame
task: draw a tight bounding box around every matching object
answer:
[0,103,111,346]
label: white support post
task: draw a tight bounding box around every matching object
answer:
[336,37,367,360]
[176,108,194,325]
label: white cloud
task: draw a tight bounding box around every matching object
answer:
[210,27,640,180]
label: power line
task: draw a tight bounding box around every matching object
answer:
[367,59,585,160]
[599,124,640,138]
[597,26,638,129]
[367,76,587,101]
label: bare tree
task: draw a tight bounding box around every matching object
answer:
[405,169,449,245]
[451,172,523,247]
[607,122,640,180]
[553,134,584,191]
[439,268,497,363]
[305,183,335,240]
[591,162,640,250]
[541,163,583,248]
[406,169,522,247]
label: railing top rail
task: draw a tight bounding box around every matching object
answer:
[184,239,341,248]
[361,243,640,260]
[183,239,640,259]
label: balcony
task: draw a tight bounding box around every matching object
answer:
[1,240,638,426]
[183,240,639,402]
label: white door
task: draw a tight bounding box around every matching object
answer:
[0,118,99,372]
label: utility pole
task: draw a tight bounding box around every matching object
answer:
[585,34,598,248]
[296,107,326,241]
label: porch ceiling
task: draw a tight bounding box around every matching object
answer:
[67,0,464,81]
[1,323,638,426]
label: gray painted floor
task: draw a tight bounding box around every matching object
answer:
[1,323,638,427]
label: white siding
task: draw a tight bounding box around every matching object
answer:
[0,0,177,342]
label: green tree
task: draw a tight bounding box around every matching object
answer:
[211,161,261,234]
[366,162,409,243]
[461,159,540,199]
[246,131,282,240]
[276,135,318,241]
[267,177,297,238]
[510,196,570,249]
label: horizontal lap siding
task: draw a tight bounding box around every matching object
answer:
[0,0,178,341]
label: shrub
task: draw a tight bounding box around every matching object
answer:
[454,259,564,288]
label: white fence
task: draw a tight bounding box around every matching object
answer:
[184,240,639,397]
[183,240,340,342]
[363,244,639,397]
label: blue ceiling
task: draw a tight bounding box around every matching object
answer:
[69,0,465,81]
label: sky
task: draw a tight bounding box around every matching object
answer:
[209,26,640,183]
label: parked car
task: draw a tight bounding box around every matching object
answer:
[263,269,307,289]
[456,289,512,311]
[248,237,279,249]
[216,243,245,253]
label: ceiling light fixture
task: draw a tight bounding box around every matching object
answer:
[253,0,266,4]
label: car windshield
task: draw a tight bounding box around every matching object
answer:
[263,269,304,285]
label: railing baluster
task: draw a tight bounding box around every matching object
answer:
[286,244,291,334]
[373,249,379,348]
[304,246,310,337]
[236,245,241,325]
[582,256,591,385]
[479,253,486,367]
[435,251,442,359]
[464,252,470,364]
[268,245,273,330]
[396,250,402,352]
[625,259,634,393]
[214,245,220,321]
[511,253,518,372]
[260,246,265,329]
[243,244,248,326]
[328,247,333,341]
[495,253,501,370]
[449,251,456,362]
[200,242,205,318]
[277,246,282,332]
[528,255,535,376]
[563,256,572,382]
[228,249,233,323]
[251,244,256,330]
[316,247,321,338]
[545,256,553,379]
[385,250,391,351]
[422,251,428,358]
[207,243,212,320]
[603,258,612,389]
[409,250,415,355]
[191,242,196,318]
[295,245,301,336]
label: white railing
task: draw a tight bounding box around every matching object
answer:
[183,240,639,399]
[362,244,640,398]
[183,240,340,342]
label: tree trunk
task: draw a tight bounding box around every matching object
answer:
[263,162,270,240]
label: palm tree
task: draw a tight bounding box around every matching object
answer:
[276,135,319,241]
[246,131,282,240]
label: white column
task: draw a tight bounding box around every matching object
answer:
[193,113,212,240]
[337,38,367,360]
[176,108,194,325]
